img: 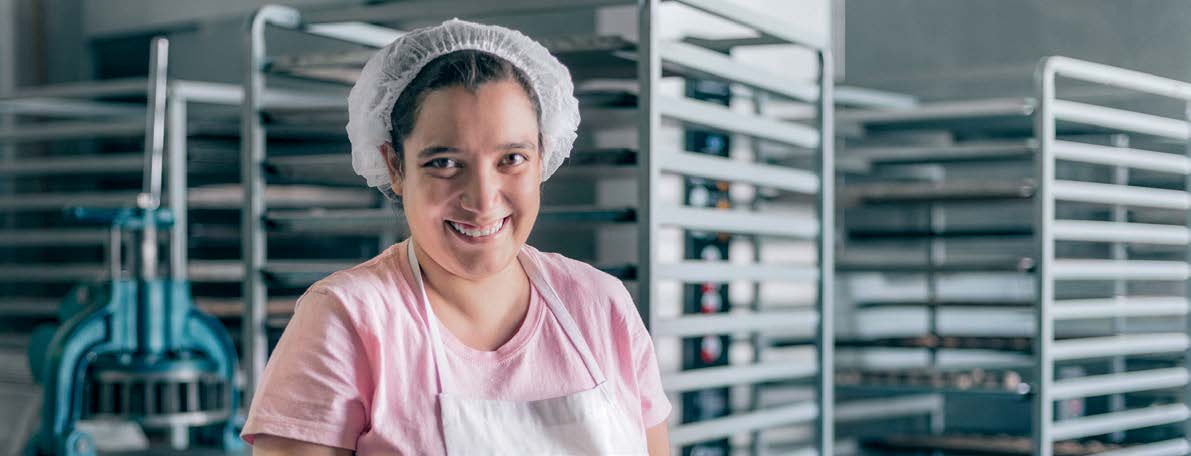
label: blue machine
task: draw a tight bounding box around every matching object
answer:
[25,38,243,455]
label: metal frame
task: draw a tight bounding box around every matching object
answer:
[637,0,835,452]
[0,38,273,453]
[835,56,1191,455]
[1032,56,1191,456]
[242,5,301,406]
[0,45,296,439]
[0,59,195,304]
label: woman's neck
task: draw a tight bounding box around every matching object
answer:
[412,241,530,326]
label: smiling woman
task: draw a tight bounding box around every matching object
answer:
[240,19,671,456]
[388,72,543,282]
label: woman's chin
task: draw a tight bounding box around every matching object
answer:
[439,240,521,279]
[447,254,517,280]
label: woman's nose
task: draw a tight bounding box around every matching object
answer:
[459,168,501,214]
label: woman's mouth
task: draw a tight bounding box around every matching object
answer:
[447,216,508,240]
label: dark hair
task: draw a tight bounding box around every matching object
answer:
[386,50,543,176]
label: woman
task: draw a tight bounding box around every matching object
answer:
[241,18,672,455]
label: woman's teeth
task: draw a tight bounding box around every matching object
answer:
[449,218,505,238]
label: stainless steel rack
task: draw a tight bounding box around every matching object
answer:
[836,57,1191,456]
[240,1,859,453]
[0,50,353,327]
[0,52,239,314]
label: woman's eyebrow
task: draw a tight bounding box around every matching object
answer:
[498,142,536,150]
[417,146,460,159]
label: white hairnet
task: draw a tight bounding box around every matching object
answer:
[346,18,580,199]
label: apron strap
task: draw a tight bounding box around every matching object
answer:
[518,248,608,385]
[408,239,609,394]
[407,240,452,394]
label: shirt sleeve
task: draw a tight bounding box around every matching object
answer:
[617,283,673,428]
[240,287,374,450]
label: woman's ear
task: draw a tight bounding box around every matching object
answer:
[379,143,403,196]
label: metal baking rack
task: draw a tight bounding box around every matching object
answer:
[835,57,1191,456]
[0,38,354,453]
[0,54,238,316]
[0,49,357,329]
[237,0,912,453]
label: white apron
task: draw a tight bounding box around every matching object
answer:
[406,241,649,455]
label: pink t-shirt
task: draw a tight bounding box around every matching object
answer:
[241,240,671,454]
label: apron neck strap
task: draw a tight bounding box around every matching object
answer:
[407,240,452,393]
[517,248,607,385]
[407,239,608,395]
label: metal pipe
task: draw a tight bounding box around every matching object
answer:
[926,199,943,371]
[167,96,187,281]
[837,98,1033,124]
[1052,180,1190,210]
[844,140,1035,164]
[0,120,143,142]
[659,40,817,102]
[1108,135,1129,443]
[834,395,943,423]
[140,37,168,282]
[657,150,819,194]
[0,264,108,282]
[0,153,143,176]
[1051,368,1189,401]
[242,4,302,408]
[0,191,138,210]
[746,90,766,456]
[1052,296,1189,320]
[1053,139,1190,174]
[306,0,628,25]
[636,0,658,333]
[655,261,818,283]
[0,0,11,235]
[1048,56,1191,102]
[669,402,818,446]
[650,310,817,338]
[673,0,827,50]
[1183,99,1191,456]
[1050,404,1189,441]
[1052,99,1189,141]
[654,206,818,238]
[1051,333,1190,361]
[662,362,816,393]
[1032,55,1058,456]
[1094,438,1189,456]
[0,77,148,101]
[1052,220,1189,245]
[0,229,108,246]
[815,48,835,456]
[0,98,145,117]
[1051,259,1189,281]
[658,96,820,148]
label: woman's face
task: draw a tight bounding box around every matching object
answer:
[385,80,541,280]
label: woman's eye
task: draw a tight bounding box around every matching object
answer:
[502,153,528,166]
[424,157,459,169]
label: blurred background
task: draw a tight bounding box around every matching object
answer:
[3,1,1191,455]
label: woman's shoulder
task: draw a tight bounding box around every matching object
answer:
[311,242,408,295]
[299,242,415,323]
[526,245,624,290]
[523,245,636,319]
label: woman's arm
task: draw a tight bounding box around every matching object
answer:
[253,434,353,456]
[646,422,671,456]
